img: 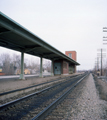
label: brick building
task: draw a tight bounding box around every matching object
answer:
[65,51,77,73]
[53,51,77,75]
[65,51,77,61]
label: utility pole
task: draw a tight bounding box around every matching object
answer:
[97,48,106,76]
[95,57,99,70]
[101,49,103,76]
[103,27,107,45]
[97,57,99,70]
[103,27,107,77]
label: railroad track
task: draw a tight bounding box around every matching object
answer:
[0,74,80,104]
[0,73,88,120]
[32,73,89,120]
[0,74,82,109]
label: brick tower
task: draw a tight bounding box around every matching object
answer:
[65,51,77,73]
[65,51,76,61]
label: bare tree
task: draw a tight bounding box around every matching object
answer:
[12,54,21,69]
[43,59,51,72]
[0,53,14,75]
[27,58,39,74]
[0,53,43,75]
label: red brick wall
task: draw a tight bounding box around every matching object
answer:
[62,61,69,74]
[65,51,76,61]
[65,51,77,73]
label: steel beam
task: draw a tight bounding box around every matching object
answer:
[24,46,41,52]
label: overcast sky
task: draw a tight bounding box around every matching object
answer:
[0,0,107,70]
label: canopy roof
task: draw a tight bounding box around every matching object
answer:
[0,12,80,65]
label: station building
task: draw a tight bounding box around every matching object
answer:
[53,51,77,75]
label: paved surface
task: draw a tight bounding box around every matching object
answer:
[0,74,39,79]
[0,72,51,80]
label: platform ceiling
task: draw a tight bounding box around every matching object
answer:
[0,12,79,65]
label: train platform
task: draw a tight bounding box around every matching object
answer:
[0,73,80,93]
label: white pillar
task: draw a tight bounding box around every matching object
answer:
[39,57,43,77]
[19,52,25,79]
[51,60,54,76]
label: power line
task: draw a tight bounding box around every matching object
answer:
[103,27,107,45]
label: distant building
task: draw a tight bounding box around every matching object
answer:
[0,67,5,75]
[15,69,31,75]
[24,69,30,74]
[0,67,2,72]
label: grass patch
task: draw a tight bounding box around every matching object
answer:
[93,74,107,101]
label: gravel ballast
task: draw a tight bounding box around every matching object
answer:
[45,73,107,120]
[69,74,107,119]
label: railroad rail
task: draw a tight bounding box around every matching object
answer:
[0,74,80,104]
[32,73,89,120]
[0,73,88,120]
[0,74,79,96]
[0,74,81,110]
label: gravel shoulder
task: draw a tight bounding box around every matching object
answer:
[94,75,107,101]
[69,74,107,119]
[45,73,107,120]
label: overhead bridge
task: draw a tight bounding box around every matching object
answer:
[0,12,80,79]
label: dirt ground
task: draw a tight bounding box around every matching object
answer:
[0,76,61,93]
[0,73,80,93]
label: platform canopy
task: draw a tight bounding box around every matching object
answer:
[0,12,79,65]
